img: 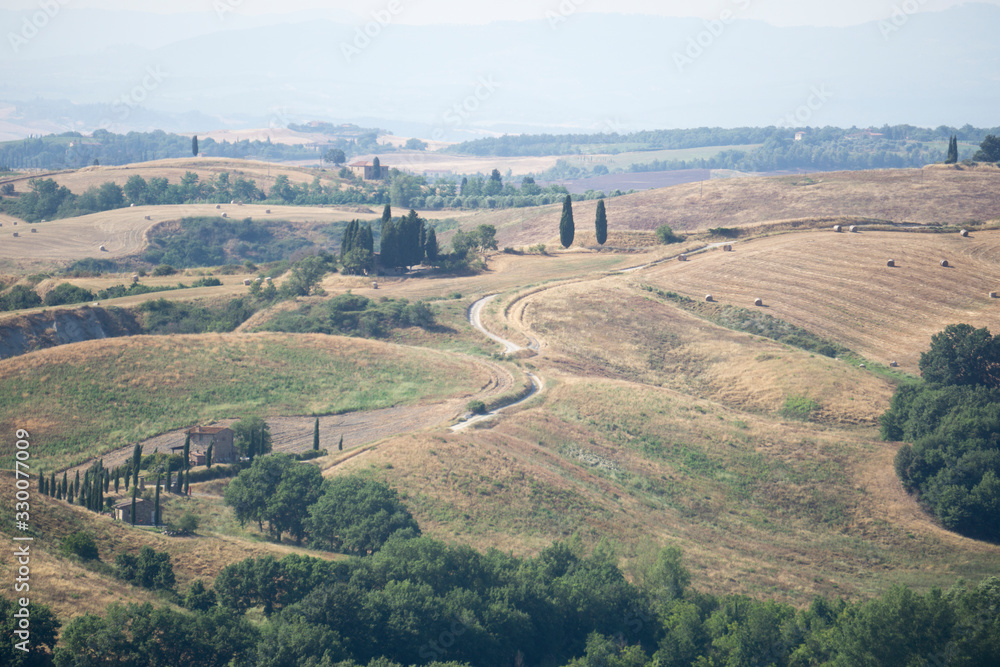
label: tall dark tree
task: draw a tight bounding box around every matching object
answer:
[371,156,381,179]
[183,434,191,472]
[192,135,199,157]
[130,494,136,526]
[560,194,575,248]
[131,443,142,489]
[424,226,439,261]
[183,470,190,496]
[50,472,56,497]
[338,435,344,452]
[61,471,68,498]
[946,135,959,164]
[313,417,320,451]
[381,204,392,224]
[595,198,608,246]
[154,474,161,527]
[206,443,214,469]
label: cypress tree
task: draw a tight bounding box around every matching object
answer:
[382,204,392,224]
[372,156,381,179]
[595,199,608,246]
[183,434,191,472]
[38,470,44,493]
[380,218,398,269]
[192,135,199,157]
[946,135,959,164]
[49,472,55,498]
[104,469,110,493]
[154,474,161,526]
[341,219,359,260]
[425,226,438,261]
[313,417,320,451]
[338,435,344,452]
[62,472,68,498]
[560,195,575,248]
[206,443,213,469]
[114,470,120,494]
[130,494,136,526]
[183,471,190,496]
[131,444,142,489]
[67,484,74,504]
[74,470,80,498]
[166,465,172,495]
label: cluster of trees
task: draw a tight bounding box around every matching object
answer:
[115,546,176,591]
[261,293,435,339]
[36,537,1000,667]
[0,128,376,171]
[453,124,1000,157]
[882,324,1000,541]
[0,284,42,311]
[143,217,314,268]
[223,456,418,549]
[974,134,1000,163]
[380,206,436,270]
[339,219,375,275]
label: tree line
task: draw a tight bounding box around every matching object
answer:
[19,533,1000,666]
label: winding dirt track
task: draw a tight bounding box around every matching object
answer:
[63,351,519,478]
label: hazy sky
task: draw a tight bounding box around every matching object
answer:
[6,0,999,27]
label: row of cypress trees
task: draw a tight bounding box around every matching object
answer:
[560,195,608,248]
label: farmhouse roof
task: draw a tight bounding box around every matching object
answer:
[349,161,372,167]
[114,498,149,509]
[187,426,231,435]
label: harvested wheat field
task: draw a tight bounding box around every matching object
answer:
[638,228,1000,369]
[458,164,1000,247]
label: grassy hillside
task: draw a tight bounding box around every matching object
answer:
[0,333,492,470]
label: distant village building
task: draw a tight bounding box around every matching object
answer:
[114,498,154,525]
[794,132,806,142]
[349,160,390,180]
[176,426,236,464]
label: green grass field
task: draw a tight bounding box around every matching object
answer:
[0,333,487,470]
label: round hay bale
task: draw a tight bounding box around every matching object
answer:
[887,259,895,267]
[833,225,842,232]
[243,279,251,286]
[221,212,228,218]
[372,282,379,290]
[12,231,18,237]
[859,363,867,369]
[30,227,37,233]
[941,259,949,267]
[215,204,221,209]
[144,215,151,220]
[678,254,687,262]
[890,361,899,368]
[960,229,969,237]
[754,298,763,307]
[990,292,997,299]
[849,225,858,233]
[705,295,713,302]
[99,245,106,252]
[723,244,733,252]
[264,277,272,283]
[265,209,271,214]
[131,274,139,283]
[130,203,134,207]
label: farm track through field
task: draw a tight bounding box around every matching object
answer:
[62,351,519,479]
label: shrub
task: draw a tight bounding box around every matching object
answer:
[61,532,99,560]
[42,282,94,306]
[152,264,177,276]
[115,546,175,590]
[467,400,487,415]
[174,512,199,535]
[655,225,685,245]
[781,395,820,420]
